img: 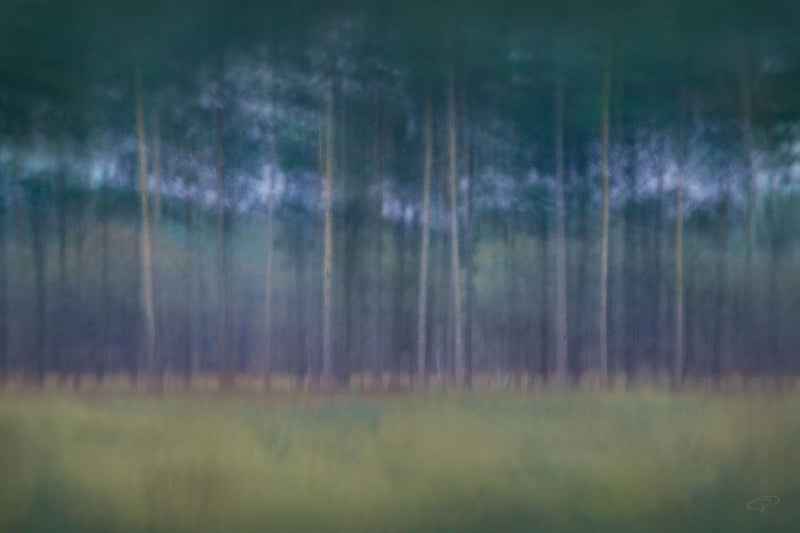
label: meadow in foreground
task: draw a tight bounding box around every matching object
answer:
[0,387,798,533]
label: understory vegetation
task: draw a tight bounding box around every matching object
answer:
[0,388,798,532]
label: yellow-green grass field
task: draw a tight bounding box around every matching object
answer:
[0,387,798,532]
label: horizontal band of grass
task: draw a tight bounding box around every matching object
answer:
[0,389,798,532]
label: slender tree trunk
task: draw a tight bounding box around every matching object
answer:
[0,185,7,385]
[372,116,385,391]
[72,196,86,389]
[434,195,446,387]
[554,83,568,388]
[447,74,464,387]
[464,174,475,387]
[184,191,194,388]
[599,59,611,388]
[740,66,758,382]
[673,92,686,391]
[463,86,475,389]
[372,107,385,391]
[507,218,521,389]
[339,101,359,387]
[264,141,276,390]
[322,85,335,389]
[29,184,46,387]
[134,65,157,393]
[390,215,407,389]
[652,133,665,383]
[416,95,433,390]
[294,227,308,388]
[56,171,67,385]
[216,108,232,391]
[151,113,164,382]
[767,156,780,385]
[97,184,110,382]
[624,131,637,387]
[712,172,728,386]
[572,151,589,385]
[538,209,549,384]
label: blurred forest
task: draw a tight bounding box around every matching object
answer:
[2,0,800,392]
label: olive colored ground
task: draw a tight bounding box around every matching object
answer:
[0,385,797,532]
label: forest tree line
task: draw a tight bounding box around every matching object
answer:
[1,0,800,391]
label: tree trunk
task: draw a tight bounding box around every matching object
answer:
[416,95,433,390]
[29,184,46,387]
[554,83,568,388]
[712,172,728,386]
[294,226,308,388]
[151,113,164,382]
[673,92,686,391]
[623,130,637,387]
[56,171,67,385]
[372,106,385,391]
[767,155,780,385]
[322,85,334,390]
[264,139,276,390]
[184,185,195,388]
[97,183,110,382]
[739,65,758,382]
[599,59,611,388]
[216,108,233,391]
[134,65,158,393]
[652,132,665,383]
[572,150,589,385]
[71,195,86,389]
[0,183,7,385]
[390,213,407,389]
[447,74,464,387]
[508,218,521,389]
[538,207,549,384]
[463,85,475,389]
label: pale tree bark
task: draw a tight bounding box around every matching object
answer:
[151,113,164,382]
[599,59,611,388]
[447,74,464,388]
[739,65,758,382]
[97,182,110,381]
[0,180,5,385]
[184,116,206,389]
[184,176,194,388]
[56,170,67,385]
[264,127,276,390]
[673,91,686,391]
[390,212,406,389]
[416,95,433,390]
[712,168,728,386]
[554,82,568,388]
[71,193,87,389]
[537,206,550,383]
[766,136,780,386]
[507,218,521,388]
[134,65,158,392]
[152,116,163,230]
[572,150,589,384]
[28,184,46,386]
[461,84,475,388]
[623,128,638,387]
[322,85,334,389]
[216,108,233,391]
[0,208,5,384]
[372,103,385,391]
[652,128,666,382]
